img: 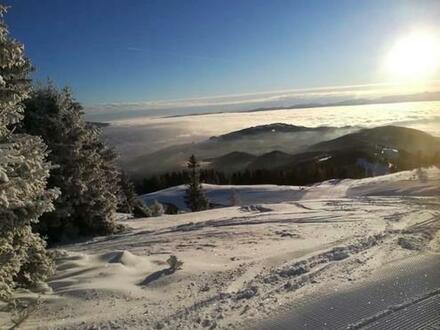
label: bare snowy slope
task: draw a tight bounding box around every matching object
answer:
[2,168,439,329]
[141,167,440,210]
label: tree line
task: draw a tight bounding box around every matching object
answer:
[137,159,368,194]
[136,150,440,195]
[137,166,363,194]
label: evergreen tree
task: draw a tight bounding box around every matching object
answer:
[118,172,151,218]
[21,86,118,243]
[149,199,165,217]
[184,155,208,212]
[0,6,57,300]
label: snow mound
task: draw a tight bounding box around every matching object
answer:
[99,250,147,267]
[240,205,272,212]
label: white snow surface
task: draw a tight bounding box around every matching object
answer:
[2,167,439,329]
[141,167,440,210]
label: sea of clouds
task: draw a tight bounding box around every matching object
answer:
[100,100,440,161]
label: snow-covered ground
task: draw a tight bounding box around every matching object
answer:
[141,167,440,210]
[2,168,439,329]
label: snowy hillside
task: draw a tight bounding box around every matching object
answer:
[141,167,440,210]
[3,167,438,329]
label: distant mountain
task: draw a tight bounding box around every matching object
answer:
[242,91,440,114]
[247,150,294,170]
[127,123,357,178]
[308,125,440,154]
[159,91,440,120]
[205,126,440,175]
[205,151,257,173]
[127,123,440,182]
[209,123,332,141]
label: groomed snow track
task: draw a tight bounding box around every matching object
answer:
[254,253,440,330]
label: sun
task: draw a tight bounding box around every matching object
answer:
[384,31,440,81]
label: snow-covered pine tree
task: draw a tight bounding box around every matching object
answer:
[0,5,57,300]
[150,199,165,217]
[184,155,208,212]
[75,123,120,235]
[21,86,119,242]
[117,172,151,218]
[117,172,136,214]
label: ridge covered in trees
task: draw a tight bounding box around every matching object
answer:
[136,148,440,194]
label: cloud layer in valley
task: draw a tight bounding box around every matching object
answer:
[101,100,440,164]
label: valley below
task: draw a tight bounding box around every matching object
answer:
[100,100,440,170]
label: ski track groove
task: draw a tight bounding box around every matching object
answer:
[253,254,440,330]
[363,293,440,329]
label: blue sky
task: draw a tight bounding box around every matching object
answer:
[3,0,440,113]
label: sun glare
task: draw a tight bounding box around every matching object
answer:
[384,31,440,81]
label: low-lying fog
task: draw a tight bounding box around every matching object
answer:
[99,101,440,162]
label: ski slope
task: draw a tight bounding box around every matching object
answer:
[2,167,439,329]
[141,167,440,210]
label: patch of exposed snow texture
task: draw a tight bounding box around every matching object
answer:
[318,155,332,162]
[381,147,399,160]
[141,167,440,210]
[2,167,439,329]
